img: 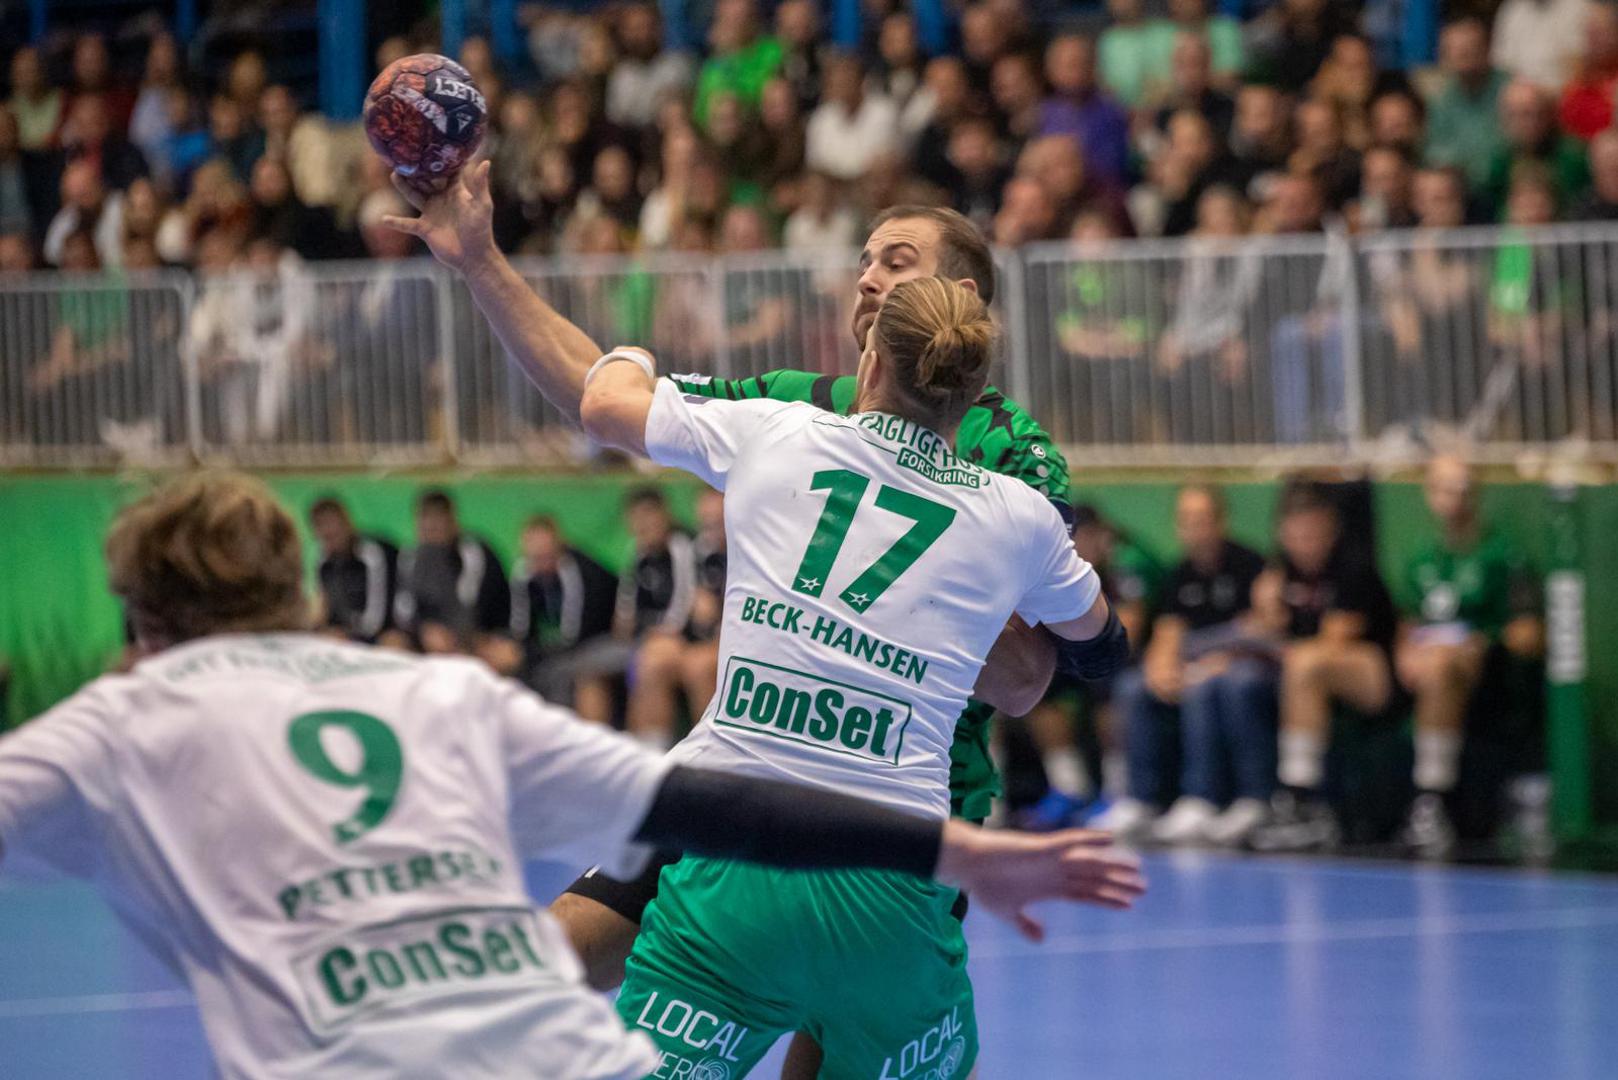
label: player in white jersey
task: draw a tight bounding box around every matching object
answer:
[0,473,1142,1080]
[571,277,1137,1078]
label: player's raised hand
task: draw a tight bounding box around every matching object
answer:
[935,822,1146,942]
[382,158,496,272]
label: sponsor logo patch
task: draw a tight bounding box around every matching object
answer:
[714,656,912,765]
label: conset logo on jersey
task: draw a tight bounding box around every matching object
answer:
[292,906,561,1032]
[713,656,913,765]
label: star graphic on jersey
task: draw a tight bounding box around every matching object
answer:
[847,592,872,608]
[799,577,822,590]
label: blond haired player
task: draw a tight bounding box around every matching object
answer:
[564,277,1134,1078]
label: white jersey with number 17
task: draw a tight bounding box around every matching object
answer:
[644,379,1100,820]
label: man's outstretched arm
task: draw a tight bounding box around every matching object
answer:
[382,161,600,423]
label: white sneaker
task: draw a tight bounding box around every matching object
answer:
[1089,797,1158,841]
[1150,797,1219,845]
[1202,798,1271,847]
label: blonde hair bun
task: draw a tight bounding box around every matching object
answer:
[876,277,995,426]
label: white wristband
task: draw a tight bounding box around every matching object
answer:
[585,348,656,386]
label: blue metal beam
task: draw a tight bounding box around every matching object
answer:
[663,0,696,52]
[831,0,859,50]
[912,0,950,55]
[491,0,521,69]
[176,0,198,43]
[318,0,366,121]
[1403,0,1439,67]
[442,0,467,60]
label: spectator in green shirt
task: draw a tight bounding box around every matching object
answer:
[1155,0,1245,92]
[1050,211,1161,443]
[692,0,785,131]
[1101,0,1243,108]
[1394,455,1541,858]
[1482,164,1582,441]
[1100,0,1159,107]
[27,228,133,446]
[1481,80,1590,218]
[1423,17,1510,196]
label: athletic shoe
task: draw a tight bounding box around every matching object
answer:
[1016,790,1090,832]
[1150,796,1219,845]
[1076,794,1113,826]
[1202,798,1272,847]
[1088,797,1159,841]
[1400,791,1457,860]
[1247,789,1340,852]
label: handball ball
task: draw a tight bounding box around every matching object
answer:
[363,54,487,188]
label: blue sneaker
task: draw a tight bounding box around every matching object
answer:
[1016,791,1090,832]
[1077,795,1114,826]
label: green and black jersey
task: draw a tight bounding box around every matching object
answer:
[667,368,1073,821]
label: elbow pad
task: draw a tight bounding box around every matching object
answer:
[1054,606,1130,680]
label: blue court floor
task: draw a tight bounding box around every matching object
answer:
[2,851,1616,1079]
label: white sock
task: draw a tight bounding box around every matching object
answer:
[1042,747,1093,799]
[1102,751,1129,798]
[1414,730,1463,793]
[1278,731,1325,790]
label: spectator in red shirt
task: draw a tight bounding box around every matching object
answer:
[64,34,136,136]
[1557,2,1618,140]
[59,93,148,192]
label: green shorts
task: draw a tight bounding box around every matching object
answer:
[615,856,977,1080]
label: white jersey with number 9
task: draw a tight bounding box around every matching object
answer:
[0,636,673,1078]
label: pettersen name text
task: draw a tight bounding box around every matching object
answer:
[738,595,929,685]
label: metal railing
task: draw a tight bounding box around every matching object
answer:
[0,269,193,468]
[5,223,1618,470]
[189,261,449,467]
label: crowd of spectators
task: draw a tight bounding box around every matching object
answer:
[1016,455,1545,859]
[309,485,726,752]
[9,0,1618,283]
[7,3,1618,453]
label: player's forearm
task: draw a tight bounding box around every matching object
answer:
[634,766,943,878]
[462,252,602,425]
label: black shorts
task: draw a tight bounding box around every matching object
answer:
[563,854,973,923]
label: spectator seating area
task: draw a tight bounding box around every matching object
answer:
[10,3,1618,466]
[300,462,1547,862]
[8,1,1618,275]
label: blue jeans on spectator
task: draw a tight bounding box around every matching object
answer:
[1116,666,1180,808]
[1270,313,1345,444]
[1182,658,1280,804]
[1117,659,1279,807]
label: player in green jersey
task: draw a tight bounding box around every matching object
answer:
[1394,455,1541,857]
[385,165,1081,1075]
